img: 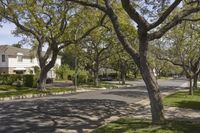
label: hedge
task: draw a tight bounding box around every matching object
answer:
[0,74,23,85]
[0,74,35,87]
[23,75,34,87]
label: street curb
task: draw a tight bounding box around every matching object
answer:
[0,85,129,102]
[0,91,72,102]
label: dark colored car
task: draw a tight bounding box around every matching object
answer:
[100,77,112,81]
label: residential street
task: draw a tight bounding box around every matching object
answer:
[0,79,195,133]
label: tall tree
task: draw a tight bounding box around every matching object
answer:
[0,0,105,89]
[66,0,200,122]
[79,27,113,86]
[12,43,22,48]
[156,21,200,95]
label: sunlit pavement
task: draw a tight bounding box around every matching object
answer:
[0,79,194,133]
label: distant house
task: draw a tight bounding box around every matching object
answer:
[0,45,61,78]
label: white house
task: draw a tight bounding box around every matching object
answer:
[0,45,61,78]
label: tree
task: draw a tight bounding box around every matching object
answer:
[12,43,22,48]
[79,27,114,86]
[149,46,183,78]
[0,0,105,89]
[54,64,72,80]
[109,42,138,84]
[66,0,200,123]
[155,21,200,95]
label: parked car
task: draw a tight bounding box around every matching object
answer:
[100,77,112,81]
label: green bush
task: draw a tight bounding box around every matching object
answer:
[0,74,35,87]
[23,75,34,87]
[77,70,89,84]
[0,74,23,85]
[54,64,72,80]
[71,70,89,85]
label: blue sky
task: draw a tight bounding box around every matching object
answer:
[0,23,22,45]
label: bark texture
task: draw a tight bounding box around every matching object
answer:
[138,31,165,122]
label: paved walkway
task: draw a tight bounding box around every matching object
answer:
[0,79,199,133]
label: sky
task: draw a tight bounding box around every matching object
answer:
[0,23,22,45]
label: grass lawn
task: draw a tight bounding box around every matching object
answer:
[163,89,200,110]
[93,118,200,133]
[0,85,72,98]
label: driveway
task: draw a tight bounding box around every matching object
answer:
[0,79,189,133]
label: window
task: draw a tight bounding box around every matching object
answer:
[17,55,23,62]
[2,55,5,62]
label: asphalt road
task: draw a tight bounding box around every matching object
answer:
[0,79,190,133]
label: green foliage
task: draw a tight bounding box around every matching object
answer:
[54,64,72,80]
[0,74,23,85]
[0,85,29,91]
[93,118,200,133]
[71,69,89,84]
[12,43,22,48]
[0,85,73,98]
[77,69,89,84]
[23,75,34,87]
[163,89,200,110]
[0,74,35,87]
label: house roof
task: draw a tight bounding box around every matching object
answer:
[0,45,61,58]
[0,45,35,57]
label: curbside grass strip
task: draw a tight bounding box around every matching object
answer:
[0,91,71,101]
[0,84,136,102]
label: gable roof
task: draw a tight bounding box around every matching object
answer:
[0,45,35,57]
[0,45,61,58]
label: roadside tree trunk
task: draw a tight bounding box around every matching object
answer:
[138,32,165,123]
[94,60,99,86]
[94,71,99,86]
[193,74,198,89]
[105,3,165,123]
[121,61,126,85]
[38,69,48,90]
[189,77,193,95]
[37,47,58,90]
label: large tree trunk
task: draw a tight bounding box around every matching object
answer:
[37,48,58,90]
[193,74,198,89]
[94,71,99,86]
[106,7,164,123]
[94,59,99,86]
[189,77,193,95]
[37,68,48,90]
[121,61,126,85]
[138,32,165,123]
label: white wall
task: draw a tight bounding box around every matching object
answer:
[0,54,8,67]
[1,53,61,78]
[8,57,38,68]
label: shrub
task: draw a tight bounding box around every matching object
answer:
[0,74,35,87]
[71,70,89,85]
[54,64,72,80]
[0,74,23,85]
[23,75,34,87]
[78,70,89,84]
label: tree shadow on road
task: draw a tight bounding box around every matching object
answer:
[0,99,139,133]
[102,86,181,98]
[102,91,147,98]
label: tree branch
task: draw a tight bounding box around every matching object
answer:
[148,0,182,30]
[121,0,149,29]
[65,0,107,12]
[148,6,200,41]
[156,56,187,68]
